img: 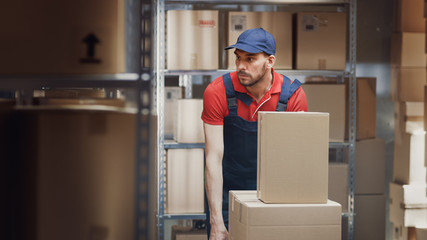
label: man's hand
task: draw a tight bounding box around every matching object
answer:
[210,223,228,240]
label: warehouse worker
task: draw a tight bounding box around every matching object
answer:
[201,28,308,239]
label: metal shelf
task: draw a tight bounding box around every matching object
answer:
[162,213,207,220]
[165,0,348,4]
[164,140,205,149]
[0,73,140,90]
[164,69,350,77]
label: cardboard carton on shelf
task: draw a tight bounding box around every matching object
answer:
[301,84,345,142]
[228,191,342,240]
[0,0,125,74]
[175,99,204,143]
[166,148,205,214]
[227,11,292,70]
[354,194,386,240]
[328,162,348,212]
[296,12,347,70]
[257,112,329,203]
[391,32,427,68]
[390,68,426,102]
[167,10,219,70]
[393,0,426,32]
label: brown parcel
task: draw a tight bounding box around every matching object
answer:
[229,191,342,240]
[227,12,292,70]
[296,12,347,70]
[257,112,329,203]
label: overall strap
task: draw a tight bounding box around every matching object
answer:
[276,75,302,111]
[223,73,238,116]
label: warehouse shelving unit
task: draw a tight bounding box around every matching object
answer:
[1,1,155,240]
[154,0,357,239]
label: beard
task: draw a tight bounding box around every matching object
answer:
[238,62,269,87]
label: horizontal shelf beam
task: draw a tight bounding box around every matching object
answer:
[165,0,348,4]
[161,213,206,220]
[164,141,350,149]
[0,73,141,90]
[164,69,349,77]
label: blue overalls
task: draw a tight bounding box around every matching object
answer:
[205,73,302,238]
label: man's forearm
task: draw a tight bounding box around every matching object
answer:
[205,159,224,226]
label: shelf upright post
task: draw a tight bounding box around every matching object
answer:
[130,0,155,239]
[347,0,357,239]
[155,0,167,239]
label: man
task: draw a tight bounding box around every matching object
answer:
[201,28,307,239]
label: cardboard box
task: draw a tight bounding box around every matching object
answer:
[390,182,427,227]
[391,33,427,68]
[0,0,125,74]
[302,84,345,142]
[392,225,416,240]
[328,163,348,212]
[176,99,204,143]
[395,102,424,138]
[7,109,154,240]
[166,148,204,214]
[257,112,329,203]
[393,132,426,185]
[390,68,426,102]
[393,0,426,32]
[228,191,342,240]
[354,194,386,240]
[296,12,347,70]
[416,228,427,239]
[165,87,183,138]
[172,226,207,240]
[167,10,218,70]
[344,77,377,140]
[344,138,386,194]
[227,12,292,70]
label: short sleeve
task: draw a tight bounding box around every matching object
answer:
[201,77,228,125]
[287,86,308,112]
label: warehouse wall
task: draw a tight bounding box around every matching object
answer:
[356,0,394,239]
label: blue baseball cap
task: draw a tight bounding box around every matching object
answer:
[225,28,276,56]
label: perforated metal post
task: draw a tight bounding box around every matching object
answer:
[347,0,357,239]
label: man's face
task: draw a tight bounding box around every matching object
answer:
[234,49,271,87]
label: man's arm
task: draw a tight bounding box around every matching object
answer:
[204,123,228,239]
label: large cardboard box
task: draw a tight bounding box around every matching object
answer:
[394,0,426,32]
[395,102,424,139]
[7,108,151,240]
[176,99,204,143]
[328,163,348,212]
[167,10,219,70]
[391,33,427,68]
[166,148,204,214]
[390,68,426,102]
[344,77,377,140]
[227,12,292,70]
[416,228,427,239]
[393,132,426,185]
[257,112,329,203]
[0,0,125,74]
[228,191,342,240]
[172,226,207,240]
[354,194,386,240]
[344,138,386,194]
[165,87,183,139]
[390,182,427,227]
[296,12,347,70]
[302,84,345,142]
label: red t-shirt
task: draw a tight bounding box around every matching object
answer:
[202,69,308,125]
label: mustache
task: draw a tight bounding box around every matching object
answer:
[237,71,251,77]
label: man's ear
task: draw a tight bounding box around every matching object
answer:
[267,55,276,68]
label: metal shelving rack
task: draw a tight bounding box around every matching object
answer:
[1,1,155,240]
[154,0,357,239]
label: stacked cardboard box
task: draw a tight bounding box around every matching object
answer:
[391,1,427,237]
[165,98,205,214]
[228,112,342,240]
[304,77,385,239]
